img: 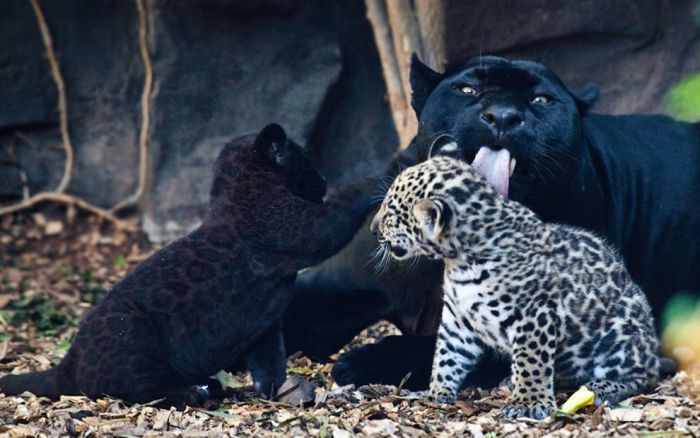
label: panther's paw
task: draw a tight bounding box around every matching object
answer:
[501,397,555,420]
[499,374,514,391]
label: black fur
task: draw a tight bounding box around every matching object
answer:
[0,123,376,408]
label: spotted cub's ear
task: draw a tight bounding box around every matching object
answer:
[255,123,290,166]
[413,198,449,240]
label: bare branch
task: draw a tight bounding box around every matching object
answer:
[111,0,153,214]
[0,192,136,230]
[28,0,74,193]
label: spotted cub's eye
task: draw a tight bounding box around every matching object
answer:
[457,83,478,95]
[531,95,552,104]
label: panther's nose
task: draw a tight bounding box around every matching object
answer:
[480,105,524,134]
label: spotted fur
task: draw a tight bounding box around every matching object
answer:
[372,154,660,419]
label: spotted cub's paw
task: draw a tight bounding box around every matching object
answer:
[427,387,456,404]
[501,397,556,420]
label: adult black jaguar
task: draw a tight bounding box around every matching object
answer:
[315,55,700,390]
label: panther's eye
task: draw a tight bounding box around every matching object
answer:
[531,95,552,104]
[457,83,478,96]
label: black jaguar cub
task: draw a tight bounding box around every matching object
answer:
[0,124,376,408]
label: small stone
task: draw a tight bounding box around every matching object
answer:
[32,213,46,227]
[609,407,643,422]
[331,429,353,438]
[277,375,318,406]
[362,419,397,435]
[44,221,64,236]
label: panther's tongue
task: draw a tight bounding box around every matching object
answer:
[470,147,511,198]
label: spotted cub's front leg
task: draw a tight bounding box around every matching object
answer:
[501,308,558,420]
[428,297,483,403]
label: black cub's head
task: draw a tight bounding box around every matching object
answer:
[410,55,598,205]
[254,123,327,204]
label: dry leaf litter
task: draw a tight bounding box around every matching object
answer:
[0,214,699,437]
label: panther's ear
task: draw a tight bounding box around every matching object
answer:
[570,82,599,114]
[428,137,459,159]
[410,54,443,118]
[413,198,449,240]
[255,123,289,166]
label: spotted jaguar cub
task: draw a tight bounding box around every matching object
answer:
[371,154,660,419]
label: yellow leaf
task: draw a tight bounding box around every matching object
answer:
[560,385,595,414]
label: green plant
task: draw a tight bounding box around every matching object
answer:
[666,72,700,122]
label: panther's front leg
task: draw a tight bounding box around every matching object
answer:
[501,306,558,420]
[428,297,483,403]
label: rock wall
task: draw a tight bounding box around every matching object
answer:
[0,0,398,241]
[2,0,698,243]
[421,0,700,115]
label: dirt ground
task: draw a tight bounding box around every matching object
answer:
[0,214,699,437]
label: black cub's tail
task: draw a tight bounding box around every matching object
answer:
[0,367,67,399]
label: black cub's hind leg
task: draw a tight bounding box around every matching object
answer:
[245,323,286,398]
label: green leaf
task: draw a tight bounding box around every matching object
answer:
[396,371,412,395]
[319,419,329,438]
[114,255,128,268]
[667,72,700,122]
[194,408,239,419]
[53,340,72,357]
[661,292,698,329]
[212,370,244,390]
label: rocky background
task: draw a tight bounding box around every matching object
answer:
[0,0,699,241]
[0,0,398,241]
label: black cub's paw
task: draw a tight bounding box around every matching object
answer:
[252,372,285,399]
[159,385,210,410]
[501,396,555,420]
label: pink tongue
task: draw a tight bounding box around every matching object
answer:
[470,147,511,198]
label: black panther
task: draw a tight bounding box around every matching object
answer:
[0,124,377,408]
[323,55,699,390]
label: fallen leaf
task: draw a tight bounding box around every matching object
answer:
[212,370,244,391]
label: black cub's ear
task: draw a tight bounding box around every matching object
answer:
[410,54,443,118]
[255,123,289,166]
[570,82,599,114]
